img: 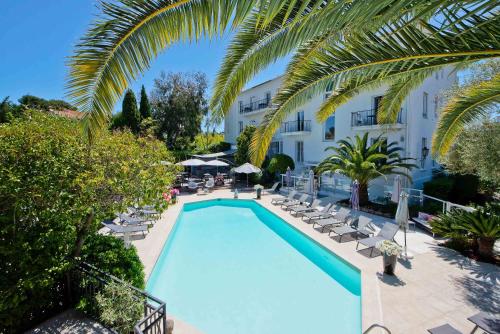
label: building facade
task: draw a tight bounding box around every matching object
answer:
[224,70,456,199]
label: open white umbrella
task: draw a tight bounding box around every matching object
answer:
[395,191,411,259]
[391,175,402,203]
[234,163,261,186]
[205,159,229,167]
[176,158,206,166]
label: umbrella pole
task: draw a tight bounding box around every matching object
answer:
[247,174,249,187]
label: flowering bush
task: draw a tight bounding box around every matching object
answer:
[376,240,402,256]
[170,188,180,197]
[254,184,264,190]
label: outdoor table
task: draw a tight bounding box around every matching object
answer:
[468,312,500,334]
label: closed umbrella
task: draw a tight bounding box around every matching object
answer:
[286,167,292,189]
[350,180,360,211]
[395,191,410,259]
[308,170,315,195]
[234,163,261,187]
[391,175,402,203]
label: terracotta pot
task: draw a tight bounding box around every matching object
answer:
[382,254,398,275]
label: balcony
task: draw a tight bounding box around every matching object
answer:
[280,120,311,135]
[351,109,403,127]
[239,98,271,114]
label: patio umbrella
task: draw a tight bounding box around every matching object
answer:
[205,159,229,167]
[391,175,402,203]
[350,180,360,211]
[395,191,410,259]
[308,170,315,195]
[176,158,206,166]
[234,163,261,187]
[286,167,292,188]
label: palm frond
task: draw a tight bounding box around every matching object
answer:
[432,72,500,157]
[67,0,254,138]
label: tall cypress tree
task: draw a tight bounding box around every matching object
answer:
[139,85,152,119]
[122,89,140,133]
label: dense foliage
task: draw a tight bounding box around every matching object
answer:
[18,94,77,111]
[267,154,295,174]
[95,281,143,334]
[139,85,152,119]
[442,121,500,189]
[235,125,256,165]
[121,89,141,134]
[80,234,145,288]
[0,112,175,332]
[431,203,500,259]
[317,134,416,206]
[151,71,208,150]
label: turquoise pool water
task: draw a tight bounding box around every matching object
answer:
[147,199,361,334]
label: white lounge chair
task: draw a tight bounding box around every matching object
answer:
[263,182,280,194]
[281,194,309,210]
[271,190,297,205]
[101,220,148,235]
[301,203,333,223]
[312,207,351,232]
[356,222,400,257]
[329,216,374,242]
[289,199,321,217]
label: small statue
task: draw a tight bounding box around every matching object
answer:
[234,188,239,199]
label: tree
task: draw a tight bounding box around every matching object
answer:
[441,121,500,188]
[18,94,76,111]
[316,134,416,206]
[267,154,295,174]
[139,85,152,119]
[234,125,256,165]
[150,71,208,150]
[0,111,176,332]
[121,89,141,133]
[67,1,498,160]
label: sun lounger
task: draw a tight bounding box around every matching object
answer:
[356,222,400,257]
[101,220,148,235]
[289,199,321,216]
[329,216,373,242]
[467,311,500,334]
[119,213,149,225]
[271,190,297,205]
[263,182,280,195]
[301,203,333,222]
[281,194,309,210]
[313,207,351,232]
[427,324,462,334]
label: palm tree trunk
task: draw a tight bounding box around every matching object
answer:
[358,182,369,206]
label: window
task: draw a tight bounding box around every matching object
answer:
[421,137,427,168]
[373,96,383,113]
[323,116,335,141]
[423,92,428,119]
[434,95,439,118]
[238,101,243,113]
[295,141,304,163]
[265,91,271,104]
[297,111,305,131]
[239,121,243,133]
[268,141,282,157]
[324,92,331,100]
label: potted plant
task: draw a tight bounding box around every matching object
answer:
[254,184,264,199]
[170,188,180,204]
[376,240,402,275]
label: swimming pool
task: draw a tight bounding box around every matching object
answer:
[147,199,361,334]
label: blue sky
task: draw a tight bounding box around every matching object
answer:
[0,1,287,113]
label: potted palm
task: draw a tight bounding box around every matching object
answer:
[376,240,402,275]
[254,184,264,199]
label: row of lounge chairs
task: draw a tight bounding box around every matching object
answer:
[101,205,161,237]
[271,190,399,257]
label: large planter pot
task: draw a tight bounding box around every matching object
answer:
[256,188,262,199]
[382,254,398,275]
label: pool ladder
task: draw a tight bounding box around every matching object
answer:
[363,324,392,334]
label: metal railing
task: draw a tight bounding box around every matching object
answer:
[280,120,312,133]
[71,262,168,334]
[239,98,271,113]
[351,109,402,127]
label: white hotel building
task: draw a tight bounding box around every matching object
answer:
[224,70,456,199]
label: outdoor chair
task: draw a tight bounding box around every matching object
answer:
[281,194,309,210]
[312,207,351,232]
[427,324,462,334]
[329,215,374,242]
[271,190,297,205]
[263,182,280,195]
[289,199,321,217]
[301,203,333,223]
[205,178,215,192]
[468,311,500,334]
[101,219,148,236]
[187,181,199,192]
[356,222,400,257]
[118,213,150,226]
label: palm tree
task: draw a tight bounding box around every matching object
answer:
[316,134,416,206]
[68,0,499,153]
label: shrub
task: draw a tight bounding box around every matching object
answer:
[95,282,143,334]
[423,177,454,200]
[209,141,231,153]
[235,125,256,165]
[267,154,295,174]
[80,235,145,288]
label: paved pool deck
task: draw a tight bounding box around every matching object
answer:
[131,189,499,334]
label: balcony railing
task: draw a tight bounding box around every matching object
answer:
[280,120,311,133]
[239,98,271,114]
[351,109,402,127]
